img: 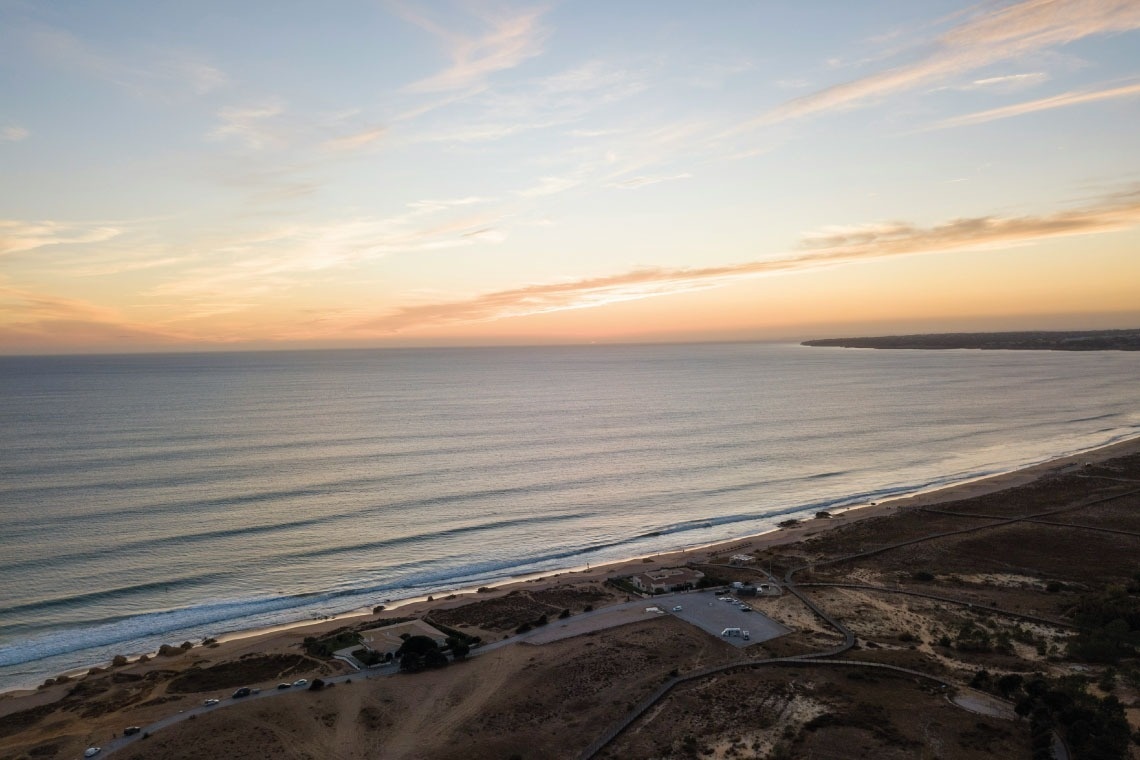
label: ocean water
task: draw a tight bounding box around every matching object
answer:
[1,342,1138,690]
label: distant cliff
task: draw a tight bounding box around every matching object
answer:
[802,329,1140,351]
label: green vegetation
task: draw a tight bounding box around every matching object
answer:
[446,636,470,659]
[1012,676,1131,760]
[1067,585,1140,664]
[955,622,993,652]
[351,648,385,666]
[422,619,481,647]
[303,627,362,658]
[397,635,448,672]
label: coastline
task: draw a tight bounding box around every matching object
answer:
[6,432,1138,701]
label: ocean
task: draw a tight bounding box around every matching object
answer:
[1,342,1138,691]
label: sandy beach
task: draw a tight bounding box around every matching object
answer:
[8,433,1137,705]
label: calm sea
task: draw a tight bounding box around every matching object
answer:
[1,343,1138,690]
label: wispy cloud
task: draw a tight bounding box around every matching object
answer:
[148,205,505,301]
[930,80,1140,129]
[355,192,1140,333]
[0,286,188,350]
[961,72,1049,91]
[751,0,1140,126]
[394,2,547,95]
[17,21,228,100]
[322,126,386,152]
[608,172,692,189]
[517,175,582,198]
[209,101,286,150]
[1,126,29,142]
[0,220,122,256]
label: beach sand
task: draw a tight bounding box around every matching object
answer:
[7,433,1137,706]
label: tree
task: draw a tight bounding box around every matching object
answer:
[397,635,440,658]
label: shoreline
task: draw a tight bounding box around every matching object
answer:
[4,432,1140,698]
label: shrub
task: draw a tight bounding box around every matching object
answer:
[913,571,935,582]
[309,678,325,691]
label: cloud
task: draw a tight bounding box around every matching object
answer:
[962,72,1049,91]
[0,220,122,256]
[355,192,1140,334]
[17,21,228,100]
[608,173,693,189]
[1,126,29,142]
[176,59,228,95]
[322,126,386,152]
[209,102,286,150]
[0,286,188,351]
[395,2,547,94]
[930,80,1140,129]
[751,0,1140,126]
[517,175,582,198]
[147,206,505,301]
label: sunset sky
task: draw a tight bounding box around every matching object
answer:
[2,0,1139,354]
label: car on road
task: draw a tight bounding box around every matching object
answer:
[292,679,308,688]
[672,605,683,612]
[277,682,292,689]
[203,698,220,706]
[123,726,141,736]
[84,748,101,758]
[232,687,252,698]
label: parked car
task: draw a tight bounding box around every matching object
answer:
[203,698,220,706]
[672,605,683,612]
[292,679,308,688]
[232,687,252,698]
[84,748,101,758]
[277,682,292,690]
[123,726,141,736]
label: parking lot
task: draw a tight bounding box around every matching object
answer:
[650,590,792,648]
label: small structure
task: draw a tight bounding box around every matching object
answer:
[729,554,755,565]
[357,620,449,660]
[629,567,705,594]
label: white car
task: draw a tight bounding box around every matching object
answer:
[203,698,220,706]
[84,749,101,758]
[672,605,683,612]
[293,678,308,688]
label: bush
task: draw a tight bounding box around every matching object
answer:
[446,637,470,660]
[309,678,325,691]
[913,571,935,582]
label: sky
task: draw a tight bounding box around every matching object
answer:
[2,0,1140,354]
